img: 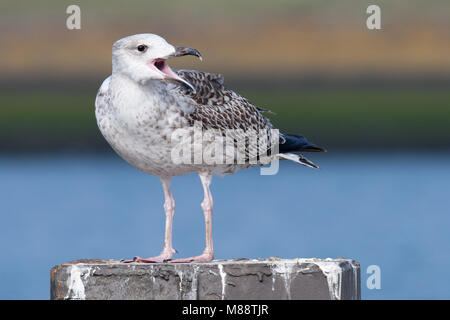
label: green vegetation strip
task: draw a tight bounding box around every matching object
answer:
[1,88,449,148]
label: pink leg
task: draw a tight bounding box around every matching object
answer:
[122,177,176,263]
[171,172,214,263]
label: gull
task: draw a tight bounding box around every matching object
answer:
[95,34,325,263]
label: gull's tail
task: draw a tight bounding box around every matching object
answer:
[277,133,326,169]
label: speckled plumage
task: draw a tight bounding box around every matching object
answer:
[177,69,273,131]
[95,69,279,177]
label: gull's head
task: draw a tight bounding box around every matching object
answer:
[112,34,201,91]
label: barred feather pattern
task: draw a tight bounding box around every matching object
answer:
[174,70,277,164]
[174,70,271,129]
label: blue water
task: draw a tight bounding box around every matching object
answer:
[1,152,449,299]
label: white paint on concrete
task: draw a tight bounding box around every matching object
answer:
[350,260,360,300]
[65,264,91,300]
[185,265,200,300]
[313,259,343,300]
[270,260,295,299]
[218,264,227,300]
[174,265,183,297]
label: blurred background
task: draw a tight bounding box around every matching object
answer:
[1,0,449,299]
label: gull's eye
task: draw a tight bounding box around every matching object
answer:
[137,45,148,52]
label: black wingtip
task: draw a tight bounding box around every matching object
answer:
[280,133,326,153]
[301,146,327,153]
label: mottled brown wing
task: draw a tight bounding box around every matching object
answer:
[174,69,278,164]
[175,69,274,132]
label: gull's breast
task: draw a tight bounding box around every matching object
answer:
[95,77,195,176]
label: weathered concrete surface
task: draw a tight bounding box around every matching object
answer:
[50,258,360,300]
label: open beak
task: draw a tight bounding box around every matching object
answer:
[149,46,202,93]
[168,46,202,61]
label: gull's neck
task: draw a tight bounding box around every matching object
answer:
[111,72,167,97]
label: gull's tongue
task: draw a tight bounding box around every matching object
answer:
[156,60,195,93]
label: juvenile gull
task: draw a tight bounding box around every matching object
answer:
[95,34,325,263]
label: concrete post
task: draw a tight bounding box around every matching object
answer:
[50,258,360,300]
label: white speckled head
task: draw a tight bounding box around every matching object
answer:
[112,34,200,91]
